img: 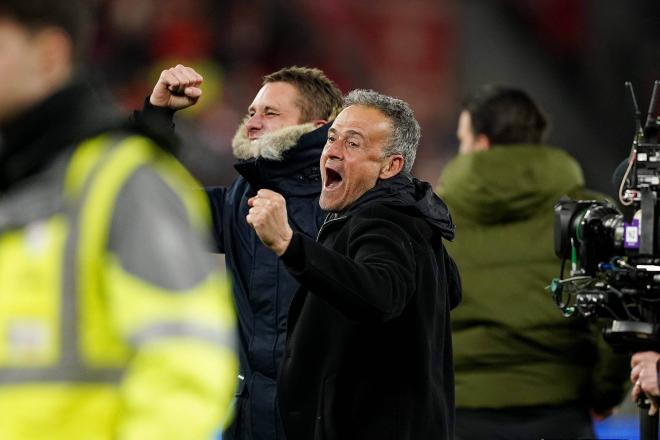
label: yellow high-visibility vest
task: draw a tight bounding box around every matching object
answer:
[0,133,238,440]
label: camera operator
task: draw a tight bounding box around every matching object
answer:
[631,351,660,415]
[437,85,630,440]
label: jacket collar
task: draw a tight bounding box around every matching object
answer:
[327,173,456,241]
[232,121,318,160]
[233,123,329,195]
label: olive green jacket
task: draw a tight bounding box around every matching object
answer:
[437,145,628,410]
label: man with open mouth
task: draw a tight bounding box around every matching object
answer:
[247,89,462,440]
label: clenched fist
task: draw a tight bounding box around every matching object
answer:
[246,189,293,256]
[150,64,203,110]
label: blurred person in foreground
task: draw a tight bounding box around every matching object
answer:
[436,84,629,440]
[247,89,461,440]
[0,1,238,439]
[136,64,343,440]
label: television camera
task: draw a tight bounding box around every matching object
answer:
[551,81,660,353]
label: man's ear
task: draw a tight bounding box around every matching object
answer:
[313,119,327,128]
[474,134,491,151]
[379,155,404,179]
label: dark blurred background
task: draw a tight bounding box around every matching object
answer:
[91,0,660,197]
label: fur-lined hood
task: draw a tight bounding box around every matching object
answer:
[232,120,319,161]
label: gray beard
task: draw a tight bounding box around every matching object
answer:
[231,120,318,161]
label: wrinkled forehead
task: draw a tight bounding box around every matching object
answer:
[250,81,302,110]
[330,105,392,139]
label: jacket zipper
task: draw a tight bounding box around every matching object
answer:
[316,213,347,242]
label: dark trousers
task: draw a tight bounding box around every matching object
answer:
[455,405,595,440]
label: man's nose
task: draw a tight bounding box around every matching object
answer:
[324,140,343,160]
[246,114,262,131]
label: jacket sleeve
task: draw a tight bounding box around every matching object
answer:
[106,166,238,440]
[130,97,176,133]
[443,245,462,311]
[205,187,228,253]
[280,213,417,323]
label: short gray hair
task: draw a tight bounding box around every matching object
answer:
[342,89,420,173]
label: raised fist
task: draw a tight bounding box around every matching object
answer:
[150,64,203,110]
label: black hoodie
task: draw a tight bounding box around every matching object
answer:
[277,173,461,440]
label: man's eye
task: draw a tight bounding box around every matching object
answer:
[266,111,278,117]
[327,136,336,143]
[348,141,359,148]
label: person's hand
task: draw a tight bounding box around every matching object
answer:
[149,64,203,110]
[246,189,293,256]
[631,351,660,415]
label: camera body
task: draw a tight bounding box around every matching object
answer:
[551,82,660,353]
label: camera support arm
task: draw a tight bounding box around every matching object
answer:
[641,187,656,255]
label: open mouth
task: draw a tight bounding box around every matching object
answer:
[324,167,343,189]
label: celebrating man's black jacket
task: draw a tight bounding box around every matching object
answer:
[277,173,461,440]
